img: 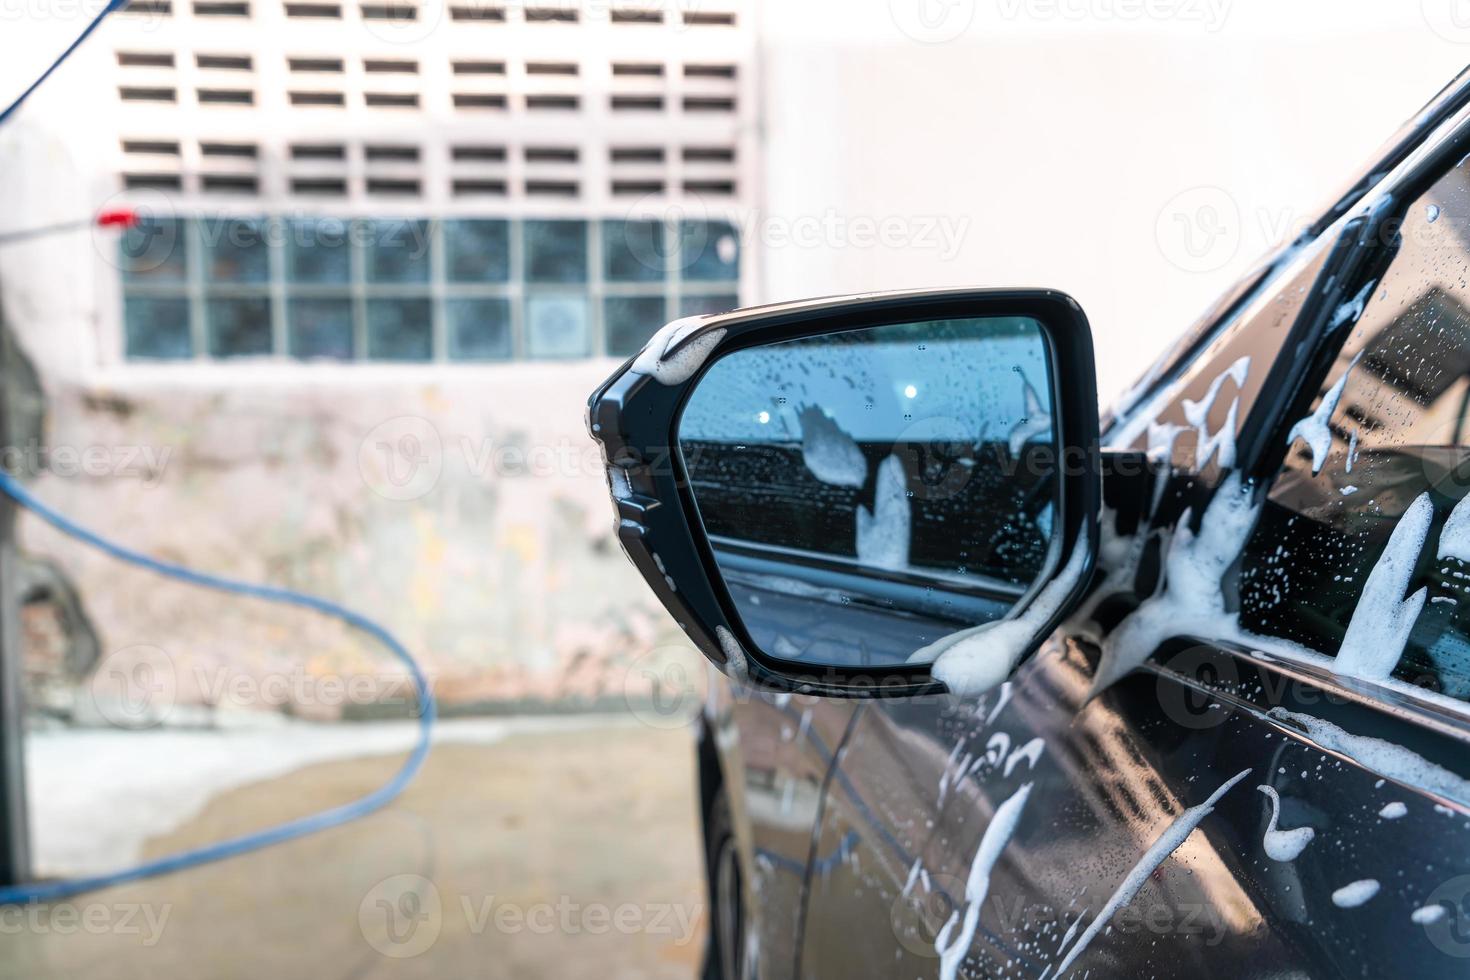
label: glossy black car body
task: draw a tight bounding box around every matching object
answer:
[682,71,1470,979]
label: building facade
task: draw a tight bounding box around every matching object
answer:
[100,0,756,365]
[0,0,758,735]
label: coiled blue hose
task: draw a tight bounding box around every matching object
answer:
[0,469,437,903]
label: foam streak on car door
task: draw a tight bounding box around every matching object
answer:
[797,633,1343,978]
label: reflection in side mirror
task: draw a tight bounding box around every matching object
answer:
[677,316,1059,670]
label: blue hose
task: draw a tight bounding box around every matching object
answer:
[0,0,434,904]
[0,469,437,903]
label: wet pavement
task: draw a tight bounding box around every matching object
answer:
[3,720,707,980]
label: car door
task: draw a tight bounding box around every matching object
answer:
[795,106,1470,979]
[710,668,860,980]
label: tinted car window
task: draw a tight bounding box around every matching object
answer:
[1239,157,1470,702]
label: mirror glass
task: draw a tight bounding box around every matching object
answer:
[678,316,1060,670]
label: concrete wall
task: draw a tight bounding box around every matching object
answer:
[0,116,686,722]
[17,362,691,721]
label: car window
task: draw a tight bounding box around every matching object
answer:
[1238,155,1470,704]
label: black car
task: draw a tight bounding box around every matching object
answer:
[591,66,1470,979]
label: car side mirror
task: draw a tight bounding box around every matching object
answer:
[587,289,1100,698]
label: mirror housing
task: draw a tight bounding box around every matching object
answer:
[587,289,1100,698]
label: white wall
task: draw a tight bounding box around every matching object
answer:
[755,1,1470,402]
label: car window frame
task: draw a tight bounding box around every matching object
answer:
[1203,98,1470,731]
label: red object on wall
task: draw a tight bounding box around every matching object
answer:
[95,208,139,229]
